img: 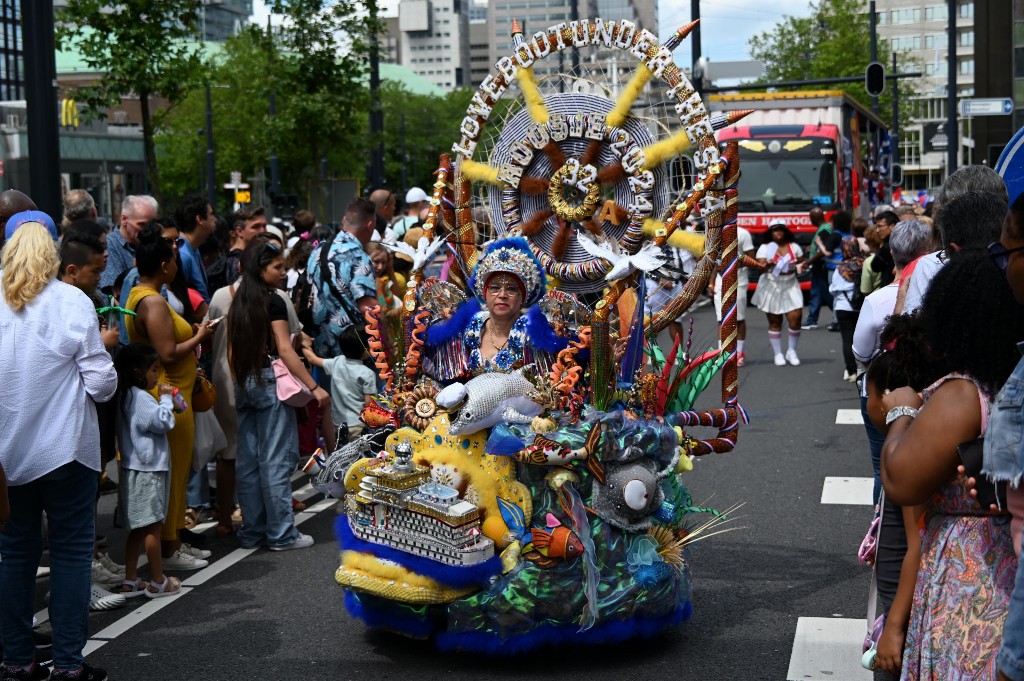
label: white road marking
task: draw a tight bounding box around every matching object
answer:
[821,477,874,505]
[91,587,194,640]
[180,547,259,587]
[39,482,336,652]
[835,409,864,425]
[293,482,317,502]
[787,617,871,680]
[82,639,108,656]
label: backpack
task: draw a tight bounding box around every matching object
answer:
[293,245,327,336]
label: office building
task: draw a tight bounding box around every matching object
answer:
[875,1,1013,188]
[397,0,472,91]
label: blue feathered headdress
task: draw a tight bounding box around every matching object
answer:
[468,236,546,307]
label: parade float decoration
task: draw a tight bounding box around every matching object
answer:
[311,16,751,652]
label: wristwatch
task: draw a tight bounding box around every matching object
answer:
[885,406,919,426]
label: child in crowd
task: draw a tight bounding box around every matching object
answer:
[301,327,376,446]
[113,344,180,598]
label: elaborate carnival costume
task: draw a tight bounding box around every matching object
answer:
[307,16,752,652]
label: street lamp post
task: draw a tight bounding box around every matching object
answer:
[21,0,61,219]
[205,83,216,208]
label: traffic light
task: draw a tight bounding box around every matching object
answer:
[865,62,885,97]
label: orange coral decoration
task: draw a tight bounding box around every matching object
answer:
[364,305,394,393]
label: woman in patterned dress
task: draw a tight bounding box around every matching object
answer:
[880,252,1024,679]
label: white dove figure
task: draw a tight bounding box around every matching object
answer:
[575,231,667,281]
[385,235,447,273]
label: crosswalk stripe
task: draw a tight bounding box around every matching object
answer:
[836,409,864,425]
[787,617,871,680]
[821,477,874,505]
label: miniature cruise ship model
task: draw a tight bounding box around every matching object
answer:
[345,441,494,566]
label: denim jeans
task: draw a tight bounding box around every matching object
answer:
[1000,553,1024,680]
[0,462,96,671]
[234,368,300,548]
[186,466,211,510]
[861,395,886,506]
[806,267,834,325]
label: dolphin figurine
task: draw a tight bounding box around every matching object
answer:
[446,367,543,436]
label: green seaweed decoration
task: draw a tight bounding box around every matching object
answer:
[669,349,729,413]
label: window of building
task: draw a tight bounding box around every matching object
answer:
[1017,47,1024,78]
[925,5,948,21]
[960,2,973,18]
[960,30,973,47]
[877,10,887,25]
[925,34,947,49]
[959,58,974,74]
[1016,22,1024,44]
[900,128,921,166]
[890,8,922,23]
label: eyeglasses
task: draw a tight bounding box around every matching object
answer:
[988,241,1024,270]
[163,237,180,248]
[486,282,521,297]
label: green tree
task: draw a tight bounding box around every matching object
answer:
[56,0,208,201]
[156,26,278,207]
[748,0,917,125]
[267,0,378,183]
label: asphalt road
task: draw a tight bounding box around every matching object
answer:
[41,303,876,680]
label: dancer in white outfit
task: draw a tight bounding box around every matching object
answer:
[751,221,805,366]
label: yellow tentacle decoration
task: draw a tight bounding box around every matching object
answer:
[606,65,654,128]
[518,65,548,124]
[460,159,502,186]
[641,218,706,257]
[641,129,694,170]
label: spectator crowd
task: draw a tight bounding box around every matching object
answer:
[0,186,443,681]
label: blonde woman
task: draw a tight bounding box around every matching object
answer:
[0,221,117,681]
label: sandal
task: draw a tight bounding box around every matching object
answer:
[120,578,149,598]
[145,575,181,599]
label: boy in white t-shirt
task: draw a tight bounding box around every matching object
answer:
[301,328,377,446]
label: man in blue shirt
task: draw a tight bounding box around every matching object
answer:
[98,195,157,296]
[306,198,377,359]
[174,194,216,302]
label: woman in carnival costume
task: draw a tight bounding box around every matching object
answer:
[423,236,569,382]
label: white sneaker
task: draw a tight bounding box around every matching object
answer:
[179,543,212,560]
[89,583,126,611]
[269,533,314,552]
[91,560,122,589]
[786,350,801,366]
[97,552,125,576]
[162,549,209,571]
[773,353,786,367]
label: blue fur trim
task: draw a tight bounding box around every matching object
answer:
[434,602,692,654]
[425,298,481,347]
[468,236,547,306]
[525,305,568,353]
[336,514,502,588]
[344,590,437,639]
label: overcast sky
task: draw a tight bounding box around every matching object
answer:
[252,0,814,63]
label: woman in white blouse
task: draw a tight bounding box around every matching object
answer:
[0,221,117,680]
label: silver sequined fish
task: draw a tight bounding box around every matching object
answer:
[446,367,542,436]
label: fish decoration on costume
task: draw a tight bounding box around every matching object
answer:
[360,398,400,429]
[508,422,606,483]
[522,513,585,568]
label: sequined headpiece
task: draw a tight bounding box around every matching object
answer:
[469,236,546,307]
